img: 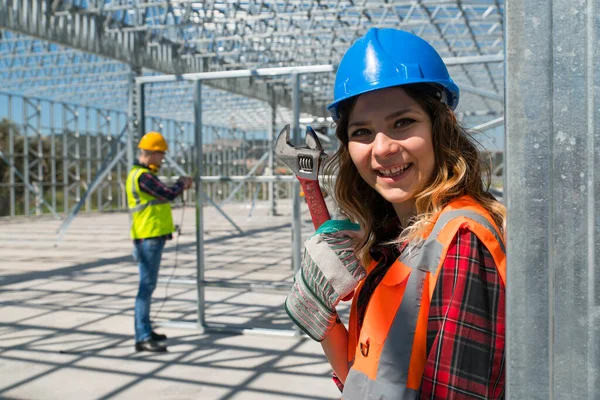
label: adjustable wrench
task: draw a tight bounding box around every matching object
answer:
[276,125,356,303]
[274,124,330,229]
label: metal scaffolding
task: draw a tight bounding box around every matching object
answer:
[0,90,298,219]
[0,0,505,125]
[0,0,508,220]
[0,93,131,216]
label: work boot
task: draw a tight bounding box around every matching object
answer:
[151,331,167,341]
[135,339,167,353]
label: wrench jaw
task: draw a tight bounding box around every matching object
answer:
[304,126,321,151]
[274,123,332,229]
[275,124,327,181]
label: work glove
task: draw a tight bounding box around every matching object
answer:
[285,219,366,342]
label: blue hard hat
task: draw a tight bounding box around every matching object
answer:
[327,28,460,121]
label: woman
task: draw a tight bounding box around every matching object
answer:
[285,28,506,399]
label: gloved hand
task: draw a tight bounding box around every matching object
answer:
[285,219,366,342]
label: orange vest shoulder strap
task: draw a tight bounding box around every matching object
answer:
[405,199,506,387]
[426,199,506,289]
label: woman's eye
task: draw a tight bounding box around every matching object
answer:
[349,128,371,138]
[394,118,415,128]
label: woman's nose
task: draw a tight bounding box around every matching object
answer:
[372,132,401,159]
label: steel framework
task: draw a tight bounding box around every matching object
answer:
[0,0,507,220]
[0,90,292,218]
[0,0,505,129]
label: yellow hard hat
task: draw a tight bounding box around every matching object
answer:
[138,131,168,152]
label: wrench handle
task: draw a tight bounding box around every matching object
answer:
[298,177,331,229]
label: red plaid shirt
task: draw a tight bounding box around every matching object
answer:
[344,227,505,399]
[419,227,505,399]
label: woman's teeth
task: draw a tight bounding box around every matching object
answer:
[379,164,411,177]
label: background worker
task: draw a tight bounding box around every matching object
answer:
[126,131,192,353]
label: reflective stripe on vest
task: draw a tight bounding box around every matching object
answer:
[342,198,505,400]
[130,198,170,213]
[399,209,506,274]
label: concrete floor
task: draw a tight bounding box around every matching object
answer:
[0,199,345,400]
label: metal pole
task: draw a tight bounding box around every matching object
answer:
[35,101,43,216]
[50,102,57,213]
[8,95,15,217]
[506,1,600,398]
[442,54,505,66]
[127,72,140,172]
[472,117,505,132]
[136,64,335,84]
[194,80,206,330]
[62,107,69,213]
[73,110,81,207]
[96,115,103,210]
[85,109,91,211]
[269,93,277,216]
[199,175,295,183]
[291,73,302,274]
[23,101,29,216]
[116,114,124,209]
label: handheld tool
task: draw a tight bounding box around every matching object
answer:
[276,124,356,305]
[275,124,329,229]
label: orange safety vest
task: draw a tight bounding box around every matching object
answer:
[343,196,506,400]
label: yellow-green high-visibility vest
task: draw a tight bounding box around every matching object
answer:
[126,165,175,239]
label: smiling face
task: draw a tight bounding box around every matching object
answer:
[346,86,435,222]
